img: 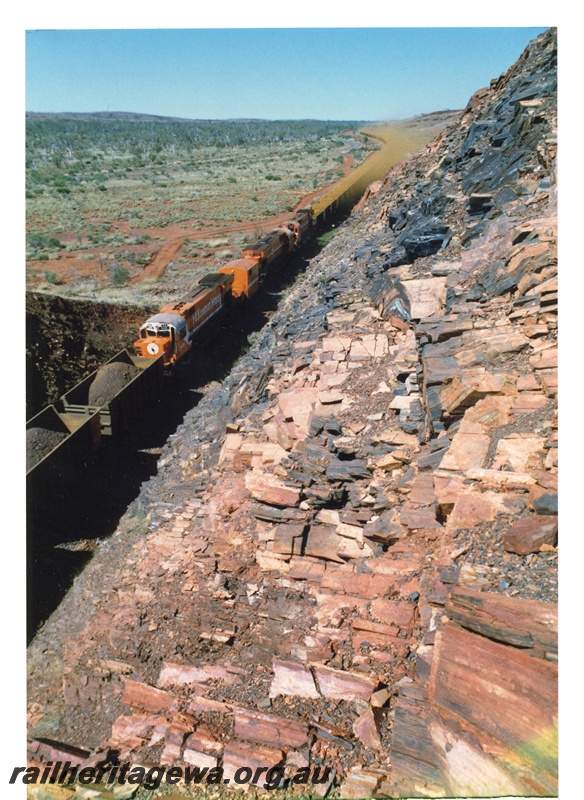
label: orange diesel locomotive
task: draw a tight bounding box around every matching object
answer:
[134,273,234,365]
[134,209,313,367]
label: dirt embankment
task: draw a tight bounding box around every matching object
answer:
[26,292,157,417]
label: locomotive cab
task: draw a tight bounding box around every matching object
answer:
[134,313,188,364]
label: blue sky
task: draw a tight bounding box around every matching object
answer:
[25,27,548,121]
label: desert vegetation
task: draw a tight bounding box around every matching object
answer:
[26,115,377,299]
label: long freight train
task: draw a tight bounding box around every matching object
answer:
[133,209,313,367]
[26,121,391,482]
[26,207,317,479]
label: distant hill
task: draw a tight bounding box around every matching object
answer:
[26,111,200,123]
[26,110,457,126]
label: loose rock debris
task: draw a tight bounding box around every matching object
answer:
[27,28,557,799]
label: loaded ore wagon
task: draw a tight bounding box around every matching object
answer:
[26,403,101,516]
[60,349,164,439]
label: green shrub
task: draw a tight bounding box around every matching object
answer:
[44,270,64,284]
[27,232,64,251]
[110,263,130,286]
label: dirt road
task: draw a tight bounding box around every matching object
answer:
[130,153,357,283]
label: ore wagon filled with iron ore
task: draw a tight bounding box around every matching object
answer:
[60,349,164,439]
[26,403,101,515]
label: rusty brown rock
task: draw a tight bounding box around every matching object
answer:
[122,680,177,714]
[245,470,301,508]
[269,659,319,699]
[445,587,557,654]
[503,515,558,555]
[339,768,381,799]
[369,598,416,630]
[352,708,382,750]
[439,421,490,473]
[320,567,392,598]
[429,623,558,795]
[313,665,376,701]
[233,706,309,748]
[222,739,284,783]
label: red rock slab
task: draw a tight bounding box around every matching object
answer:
[352,617,403,637]
[396,576,421,599]
[122,680,177,713]
[439,422,490,473]
[313,665,376,701]
[368,556,422,577]
[151,716,197,750]
[517,374,540,391]
[320,336,351,353]
[183,749,218,769]
[408,472,436,505]
[158,662,233,687]
[222,739,284,783]
[339,768,381,799]
[288,557,326,581]
[512,392,548,413]
[539,368,558,396]
[269,659,319,699]
[271,523,306,556]
[245,470,301,508]
[320,567,392,598]
[184,725,223,754]
[278,387,318,434]
[429,623,558,795]
[398,504,441,531]
[352,630,406,651]
[110,714,161,749]
[532,469,558,491]
[440,375,515,418]
[530,348,557,370]
[369,598,416,629]
[464,467,536,490]
[314,591,369,627]
[303,524,345,562]
[188,695,233,714]
[161,740,182,765]
[492,434,545,473]
[508,240,553,276]
[445,587,557,654]
[233,706,309,748]
[503,515,558,555]
[463,395,515,430]
[446,490,511,529]
[403,276,447,318]
[434,472,465,506]
[352,708,382,750]
[318,389,345,404]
